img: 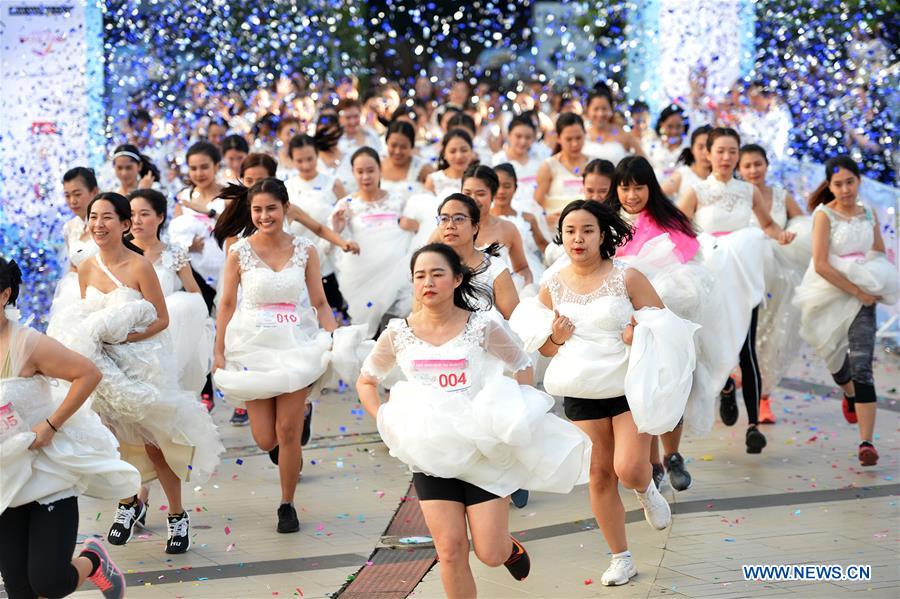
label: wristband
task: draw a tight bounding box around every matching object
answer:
[46,418,59,433]
[549,335,563,346]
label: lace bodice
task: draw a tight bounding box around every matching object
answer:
[63,217,98,268]
[361,312,531,399]
[428,170,462,199]
[545,262,633,334]
[817,204,875,256]
[692,176,754,234]
[233,236,313,308]
[751,185,788,229]
[153,245,191,296]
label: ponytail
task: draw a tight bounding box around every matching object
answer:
[677,124,712,166]
[214,184,254,248]
[410,243,494,312]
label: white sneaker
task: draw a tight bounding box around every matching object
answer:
[635,482,671,530]
[601,555,637,586]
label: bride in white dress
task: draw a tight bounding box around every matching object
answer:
[129,189,214,395]
[213,178,337,534]
[1,258,138,599]
[49,192,223,556]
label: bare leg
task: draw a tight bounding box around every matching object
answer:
[467,497,512,567]
[420,499,476,599]
[274,389,308,503]
[144,444,184,514]
[574,418,627,553]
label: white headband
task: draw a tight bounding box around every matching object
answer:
[113,150,141,162]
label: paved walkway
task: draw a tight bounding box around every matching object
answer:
[17,345,900,598]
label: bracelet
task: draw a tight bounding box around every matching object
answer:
[46,418,58,433]
[207,208,217,218]
[549,335,563,346]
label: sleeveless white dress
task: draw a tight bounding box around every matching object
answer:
[793,205,898,372]
[285,171,340,277]
[48,257,223,483]
[1,316,140,513]
[511,263,698,434]
[332,193,413,336]
[214,236,333,403]
[499,212,546,284]
[583,139,629,165]
[363,311,591,497]
[153,245,214,394]
[491,151,547,230]
[544,156,584,214]
[691,176,772,391]
[381,156,428,196]
[673,165,703,200]
[752,186,813,395]
[49,217,98,324]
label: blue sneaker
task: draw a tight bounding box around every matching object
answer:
[510,489,529,508]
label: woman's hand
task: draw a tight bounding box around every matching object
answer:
[342,240,360,254]
[29,420,56,450]
[138,171,155,189]
[777,230,796,245]
[189,235,205,253]
[622,315,637,345]
[550,309,575,345]
[398,217,419,233]
[855,289,880,306]
[212,353,225,375]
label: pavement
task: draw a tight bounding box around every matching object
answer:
[8,342,898,598]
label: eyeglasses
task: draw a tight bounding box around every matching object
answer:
[435,214,472,226]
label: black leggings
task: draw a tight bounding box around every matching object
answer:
[831,305,877,404]
[0,497,80,599]
[738,306,761,425]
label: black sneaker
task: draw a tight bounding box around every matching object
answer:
[301,404,313,446]
[746,426,767,454]
[510,489,529,508]
[82,538,126,599]
[651,463,666,490]
[665,453,692,491]
[268,445,279,465]
[719,378,738,426]
[277,503,300,533]
[107,498,145,546]
[165,512,191,554]
[504,537,531,580]
[230,408,249,426]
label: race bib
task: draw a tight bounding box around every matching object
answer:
[361,212,400,229]
[411,358,471,393]
[0,402,27,440]
[255,302,300,329]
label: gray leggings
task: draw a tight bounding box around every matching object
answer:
[831,305,877,404]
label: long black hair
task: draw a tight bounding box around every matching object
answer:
[112,143,160,183]
[213,178,290,248]
[127,188,168,239]
[410,243,493,312]
[607,156,696,238]
[0,256,23,306]
[676,124,711,166]
[86,192,144,254]
[555,199,633,259]
[808,155,861,212]
[437,193,502,258]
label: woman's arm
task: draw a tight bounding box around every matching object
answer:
[785,191,804,220]
[333,180,348,200]
[661,170,682,198]
[623,268,665,345]
[492,269,520,319]
[533,161,552,208]
[176,263,201,293]
[810,210,879,305]
[417,162,435,183]
[289,205,359,253]
[675,186,698,220]
[27,334,102,449]
[212,251,241,372]
[128,260,170,342]
[503,222,533,285]
[523,212,549,252]
[751,186,795,244]
[304,247,338,333]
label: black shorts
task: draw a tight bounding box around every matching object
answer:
[412,473,500,506]
[564,395,630,421]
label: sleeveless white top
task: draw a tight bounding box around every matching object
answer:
[692,176,754,234]
[545,156,585,212]
[751,185,788,229]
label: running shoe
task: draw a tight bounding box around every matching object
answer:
[858,443,879,466]
[200,394,214,413]
[719,378,738,426]
[268,445,279,465]
[277,503,300,533]
[665,453,692,491]
[510,489,529,508]
[165,511,191,554]
[82,539,126,599]
[758,396,776,424]
[635,482,671,530]
[745,426,767,454]
[601,555,637,586]
[301,404,313,446]
[107,498,145,546]
[651,463,666,490]
[842,395,858,424]
[230,408,249,426]
[503,537,531,580]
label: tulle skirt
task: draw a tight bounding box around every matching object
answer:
[215,305,332,404]
[1,377,141,513]
[377,376,591,497]
[793,251,899,373]
[166,291,214,394]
